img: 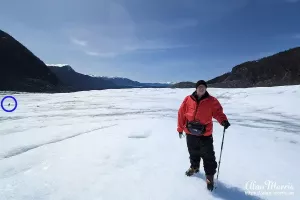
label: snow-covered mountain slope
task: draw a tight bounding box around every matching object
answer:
[99,76,171,88]
[99,76,143,87]
[46,64,171,88]
[0,86,299,200]
[46,64,69,67]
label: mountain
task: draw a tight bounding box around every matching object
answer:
[100,76,171,88]
[47,65,120,91]
[207,47,300,88]
[171,81,195,88]
[140,82,171,88]
[0,29,170,93]
[100,76,143,88]
[0,29,66,92]
[47,65,172,90]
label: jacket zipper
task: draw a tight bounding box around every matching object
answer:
[193,101,200,121]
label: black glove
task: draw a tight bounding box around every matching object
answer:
[179,132,183,138]
[221,120,230,129]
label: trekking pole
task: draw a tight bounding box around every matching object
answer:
[215,127,226,189]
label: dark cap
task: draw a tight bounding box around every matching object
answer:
[195,80,207,88]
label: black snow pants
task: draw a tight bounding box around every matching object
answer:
[186,134,217,175]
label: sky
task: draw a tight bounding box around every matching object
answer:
[1,0,300,83]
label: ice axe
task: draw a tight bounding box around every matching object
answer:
[214,127,226,190]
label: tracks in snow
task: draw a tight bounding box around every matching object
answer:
[0,125,116,160]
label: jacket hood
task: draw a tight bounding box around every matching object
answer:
[191,90,210,102]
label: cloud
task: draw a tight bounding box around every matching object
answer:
[83,40,192,58]
[61,0,247,59]
[85,51,100,56]
[81,39,192,58]
[139,18,198,33]
[70,37,87,46]
[64,2,196,58]
[292,34,300,39]
[85,51,118,58]
[122,40,193,52]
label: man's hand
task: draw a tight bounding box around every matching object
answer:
[221,120,230,129]
[179,132,183,138]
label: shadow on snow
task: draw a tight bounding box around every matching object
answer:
[194,173,264,200]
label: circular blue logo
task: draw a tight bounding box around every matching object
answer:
[1,96,18,112]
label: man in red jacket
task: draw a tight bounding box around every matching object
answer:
[177,80,230,191]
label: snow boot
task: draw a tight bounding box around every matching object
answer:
[206,175,214,191]
[185,167,199,176]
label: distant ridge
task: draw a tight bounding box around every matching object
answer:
[207,47,300,88]
[0,29,67,92]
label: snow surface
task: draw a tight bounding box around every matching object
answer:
[46,64,69,67]
[0,86,300,200]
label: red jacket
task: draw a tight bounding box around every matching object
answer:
[177,91,227,136]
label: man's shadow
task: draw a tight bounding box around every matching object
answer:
[194,173,264,200]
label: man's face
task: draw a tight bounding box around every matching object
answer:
[196,85,206,96]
